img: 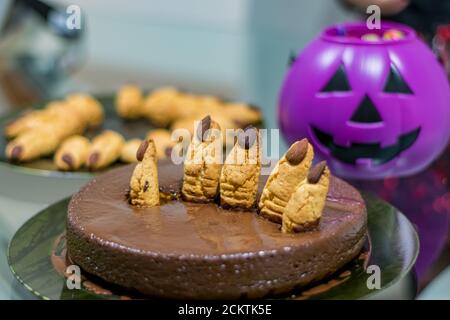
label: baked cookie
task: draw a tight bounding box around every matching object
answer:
[142,87,180,127]
[182,115,223,202]
[65,94,104,128]
[5,127,61,162]
[220,126,261,209]
[172,94,204,120]
[4,110,50,139]
[86,130,125,170]
[129,139,160,207]
[46,104,87,139]
[258,138,314,223]
[5,105,88,163]
[223,103,262,126]
[196,95,223,113]
[170,117,197,139]
[171,113,237,147]
[214,115,241,147]
[282,161,330,233]
[54,136,91,171]
[115,85,143,119]
[172,94,223,120]
[120,139,143,163]
[146,129,175,159]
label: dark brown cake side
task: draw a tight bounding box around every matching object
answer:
[66,162,367,299]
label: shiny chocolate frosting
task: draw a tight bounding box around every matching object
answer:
[67,160,367,299]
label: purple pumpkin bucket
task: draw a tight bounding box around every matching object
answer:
[279,22,450,179]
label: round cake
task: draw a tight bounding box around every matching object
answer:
[66,160,367,299]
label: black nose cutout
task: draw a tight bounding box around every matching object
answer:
[350,95,383,123]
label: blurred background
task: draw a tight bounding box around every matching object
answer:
[0,0,449,299]
[0,0,359,129]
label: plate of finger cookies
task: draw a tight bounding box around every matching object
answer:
[0,85,263,177]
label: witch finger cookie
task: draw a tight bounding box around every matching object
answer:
[282,161,330,233]
[182,115,223,202]
[54,135,91,171]
[258,138,314,223]
[65,94,105,128]
[129,139,160,207]
[142,87,180,127]
[86,130,125,170]
[4,110,50,139]
[5,127,61,162]
[220,126,261,209]
[115,85,143,119]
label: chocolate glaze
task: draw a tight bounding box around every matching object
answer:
[67,160,367,299]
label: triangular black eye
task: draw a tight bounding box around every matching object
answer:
[383,64,413,94]
[320,65,351,92]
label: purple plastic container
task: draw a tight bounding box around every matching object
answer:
[279,22,450,179]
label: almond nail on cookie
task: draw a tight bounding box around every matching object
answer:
[120,139,143,163]
[282,161,330,233]
[258,138,314,223]
[54,135,91,171]
[86,130,125,171]
[129,139,160,207]
[115,85,143,119]
[220,126,261,209]
[182,115,223,202]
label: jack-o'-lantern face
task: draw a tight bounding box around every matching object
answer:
[279,23,450,179]
[311,63,420,165]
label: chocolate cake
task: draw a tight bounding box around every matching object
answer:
[66,160,367,299]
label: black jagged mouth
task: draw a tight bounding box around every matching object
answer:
[312,126,421,165]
